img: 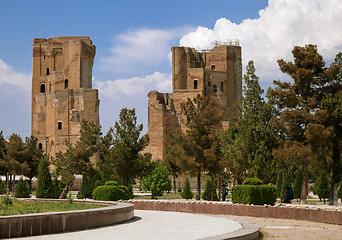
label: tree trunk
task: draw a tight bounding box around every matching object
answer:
[328,179,338,206]
[59,184,70,199]
[196,171,201,200]
[300,163,308,204]
[173,174,177,194]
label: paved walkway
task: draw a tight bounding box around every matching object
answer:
[13,210,243,240]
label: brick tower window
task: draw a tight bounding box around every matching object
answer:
[213,85,218,93]
[211,65,215,70]
[38,143,43,150]
[194,80,198,89]
[65,79,68,89]
[221,81,224,92]
[58,121,62,130]
[46,68,50,76]
[40,84,45,93]
[208,81,211,87]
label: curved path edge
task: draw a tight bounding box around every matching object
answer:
[0,199,134,239]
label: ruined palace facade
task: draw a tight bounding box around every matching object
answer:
[146,43,242,161]
[31,36,99,160]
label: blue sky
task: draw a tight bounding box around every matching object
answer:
[0,0,341,139]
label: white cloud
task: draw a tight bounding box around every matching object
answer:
[100,27,194,75]
[94,72,171,99]
[179,0,342,82]
[0,58,31,92]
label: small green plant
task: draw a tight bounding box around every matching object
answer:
[178,187,182,193]
[181,178,193,200]
[1,195,13,206]
[0,180,6,194]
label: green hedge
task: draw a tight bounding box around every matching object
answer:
[242,178,263,185]
[232,185,277,205]
[93,185,131,201]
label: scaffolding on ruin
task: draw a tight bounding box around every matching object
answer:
[194,39,240,52]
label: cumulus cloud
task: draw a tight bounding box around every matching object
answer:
[180,0,342,82]
[100,27,193,75]
[0,58,31,92]
[94,72,171,99]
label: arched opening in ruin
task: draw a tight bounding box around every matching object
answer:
[221,81,224,92]
[213,85,218,93]
[211,65,216,70]
[65,79,68,89]
[40,84,45,93]
[58,121,62,130]
[38,143,43,150]
[194,80,198,89]
[46,68,50,76]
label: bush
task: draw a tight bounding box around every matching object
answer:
[242,178,263,185]
[93,185,131,201]
[293,168,302,200]
[105,181,119,186]
[181,178,193,200]
[232,185,277,205]
[15,178,31,198]
[202,179,218,201]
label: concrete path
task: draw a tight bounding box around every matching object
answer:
[13,210,242,240]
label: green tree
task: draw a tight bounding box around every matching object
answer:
[178,94,220,200]
[54,120,101,198]
[201,178,218,201]
[280,173,291,203]
[36,156,54,198]
[141,162,170,199]
[110,108,151,187]
[1,134,28,191]
[222,61,278,184]
[181,178,193,200]
[276,171,283,197]
[293,168,303,201]
[23,136,43,191]
[314,173,330,204]
[268,45,339,204]
[77,175,93,199]
[14,178,30,198]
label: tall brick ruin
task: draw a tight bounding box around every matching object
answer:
[145,42,242,161]
[31,36,100,162]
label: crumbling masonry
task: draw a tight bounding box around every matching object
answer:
[145,43,242,161]
[31,36,99,162]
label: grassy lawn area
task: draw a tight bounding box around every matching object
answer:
[0,199,106,216]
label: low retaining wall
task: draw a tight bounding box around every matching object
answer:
[124,200,342,225]
[0,199,134,238]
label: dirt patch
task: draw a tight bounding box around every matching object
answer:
[220,215,342,240]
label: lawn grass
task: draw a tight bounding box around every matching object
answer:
[0,199,105,216]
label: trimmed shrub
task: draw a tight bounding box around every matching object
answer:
[202,179,218,201]
[105,181,119,186]
[242,178,263,185]
[181,178,193,200]
[232,184,277,205]
[93,185,131,201]
[15,178,30,198]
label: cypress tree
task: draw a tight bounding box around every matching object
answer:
[36,157,53,198]
[276,171,283,197]
[280,173,292,203]
[77,175,93,199]
[181,178,193,200]
[201,178,218,201]
[315,173,330,204]
[293,168,303,201]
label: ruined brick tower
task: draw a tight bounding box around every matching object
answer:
[145,42,242,161]
[31,36,99,161]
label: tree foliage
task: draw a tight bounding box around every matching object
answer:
[181,178,193,200]
[109,108,151,187]
[141,162,170,199]
[36,156,54,198]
